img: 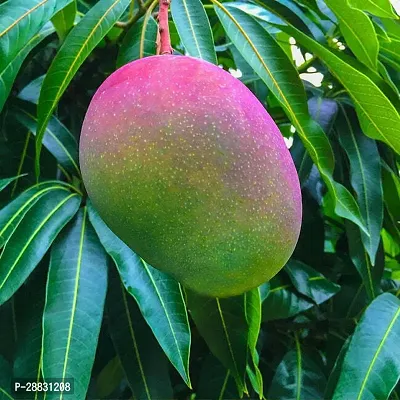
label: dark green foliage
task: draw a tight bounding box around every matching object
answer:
[0,0,399,398]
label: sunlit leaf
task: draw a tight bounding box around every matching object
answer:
[36,0,130,177]
[171,0,217,64]
[87,202,192,387]
[332,293,400,400]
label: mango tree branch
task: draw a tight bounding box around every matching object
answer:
[157,0,173,54]
[115,0,155,29]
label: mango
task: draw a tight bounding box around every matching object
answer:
[80,55,302,297]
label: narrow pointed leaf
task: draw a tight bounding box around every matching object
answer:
[13,263,47,384]
[0,356,13,400]
[87,202,191,387]
[0,24,54,113]
[333,293,400,400]
[0,182,72,248]
[348,0,398,19]
[0,0,71,70]
[36,0,130,177]
[11,103,80,177]
[337,105,383,264]
[0,190,80,305]
[17,75,45,105]
[186,292,249,396]
[325,0,378,70]
[268,343,327,400]
[171,0,217,64]
[95,356,124,399]
[0,176,26,193]
[107,269,173,400]
[51,1,77,40]
[245,288,263,397]
[285,260,340,304]
[42,208,108,400]
[277,23,400,155]
[213,2,367,233]
[262,278,314,321]
[117,16,157,67]
[197,354,238,400]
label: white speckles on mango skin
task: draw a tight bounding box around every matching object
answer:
[80,55,302,298]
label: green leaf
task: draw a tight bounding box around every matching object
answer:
[337,105,383,264]
[268,340,327,400]
[51,0,76,40]
[332,293,400,400]
[345,221,382,300]
[87,202,191,387]
[11,102,80,178]
[107,268,173,400]
[0,182,73,248]
[36,0,130,177]
[186,292,250,396]
[348,0,398,19]
[382,163,400,242]
[213,2,368,233]
[0,189,80,305]
[42,207,108,400]
[245,288,263,397]
[0,0,71,71]
[171,0,217,64]
[0,175,26,193]
[17,75,45,105]
[325,0,378,70]
[285,260,340,304]
[95,356,124,399]
[0,24,54,113]
[277,23,400,155]
[0,356,13,400]
[13,262,47,389]
[197,354,238,400]
[380,37,400,64]
[117,16,158,67]
[262,277,314,321]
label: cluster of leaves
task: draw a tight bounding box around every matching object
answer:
[0,0,400,399]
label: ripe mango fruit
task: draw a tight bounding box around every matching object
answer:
[80,55,302,297]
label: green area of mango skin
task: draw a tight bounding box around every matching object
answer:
[80,55,302,297]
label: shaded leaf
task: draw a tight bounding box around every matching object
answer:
[87,202,191,387]
[0,189,80,305]
[262,277,314,321]
[11,102,80,177]
[0,356,13,400]
[107,268,173,400]
[95,356,124,399]
[285,260,340,304]
[325,0,378,70]
[268,341,327,400]
[0,176,26,193]
[333,293,400,400]
[17,75,45,105]
[214,2,367,233]
[36,0,130,177]
[197,353,238,400]
[337,105,383,264]
[51,0,76,40]
[186,291,250,395]
[42,208,108,400]
[171,0,217,64]
[117,16,157,67]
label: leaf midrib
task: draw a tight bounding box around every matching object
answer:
[356,305,400,399]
